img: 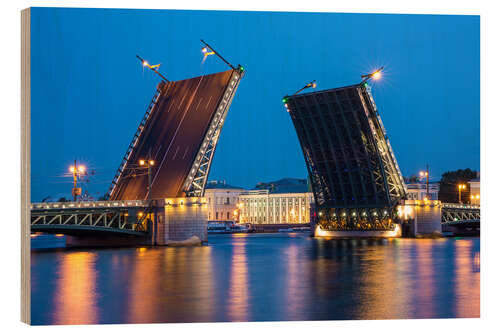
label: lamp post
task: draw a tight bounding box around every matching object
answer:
[200,39,241,71]
[69,160,86,202]
[419,165,430,199]
[282,81,317,112]
[139,158,155,203]
[458,184,466,203]
[361,67,384,83]
[136,55,169,82]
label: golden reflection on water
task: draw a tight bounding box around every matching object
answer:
[227,237,249,322]
[454,240,480,317]
[354,239,411,319]
[127,246,215,324]
[53,252,98,324]
[413,239,437,318]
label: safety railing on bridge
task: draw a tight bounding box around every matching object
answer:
[31,200,149,211]
[442,203,480,210]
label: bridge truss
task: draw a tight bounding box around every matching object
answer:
[285,83,406,231]
[30,201,151,236]
[442,203,480,224]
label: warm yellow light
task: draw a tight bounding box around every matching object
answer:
[149,160,155,166]
[470,195,474,199]
[78,165,85,173]
[233,210,238,216]
[201,47,208,54]
[372,71,382,80]
[69,166,75,173]
[142,60,149,67]
[138,212,143,217]
[476,195,480,199]
[139,159,145,166]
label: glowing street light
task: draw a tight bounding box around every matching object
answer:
[294,80,317,95]
[361,66,384,83]
[458,184,466,203]
[136,54,169,82]
[200,39,241,71]
[68,160,86,202]
[419,165,430,199]
[138,158,156,203]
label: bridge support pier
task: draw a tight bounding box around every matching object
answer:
[398,200,442,237]
[154,198,208,245]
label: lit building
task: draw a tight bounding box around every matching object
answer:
[204,180,244,222]
[405,181,440,200]
[468,174,480,205]
[238,178,314,224]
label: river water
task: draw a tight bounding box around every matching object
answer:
[30,233,480,325]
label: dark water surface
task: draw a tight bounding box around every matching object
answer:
[31,233,480,325]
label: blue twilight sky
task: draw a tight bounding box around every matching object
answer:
[30,8,480,201]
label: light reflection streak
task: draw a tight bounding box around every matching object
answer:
[227,238,249,322]
[53,252,98,324]
[414,239,436,318]
[454,240,480,317]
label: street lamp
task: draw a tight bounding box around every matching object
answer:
[361,67,384,83]
[69,160,86,202]
[293,80,317,95]
[419,164,430,199]
[458,184,466,203]
[136,54,169,82]
[138,158,155,203]
[200,39,243,72]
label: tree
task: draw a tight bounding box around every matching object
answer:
[438,168,478,203]
[58,197,69,202]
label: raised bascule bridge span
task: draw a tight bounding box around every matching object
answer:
[284,81,479,237]
[31,45,245,246]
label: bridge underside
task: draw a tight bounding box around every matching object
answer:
[108,69,243,200]
[286,83,406,231]
[31,224,146,237]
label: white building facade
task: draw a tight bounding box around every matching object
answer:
[203,181,243,222]
[238,190,314,224]
[468,177,480,205]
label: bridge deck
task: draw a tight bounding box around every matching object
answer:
[109,69,241,200]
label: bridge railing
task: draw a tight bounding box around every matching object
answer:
[442,203,480,210]
[31,200,149,211]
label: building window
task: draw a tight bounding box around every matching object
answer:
[216,212,219,220]
[227,211,230,220]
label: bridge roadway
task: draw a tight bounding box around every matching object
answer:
[30,200,152,237]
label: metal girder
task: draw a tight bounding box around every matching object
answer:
[30,206,150,234]
[286,83,407,231]
[106,84,164,199]
[442,206,480,224]
[183,70,244,197]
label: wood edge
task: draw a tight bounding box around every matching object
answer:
[21,7,31,325]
